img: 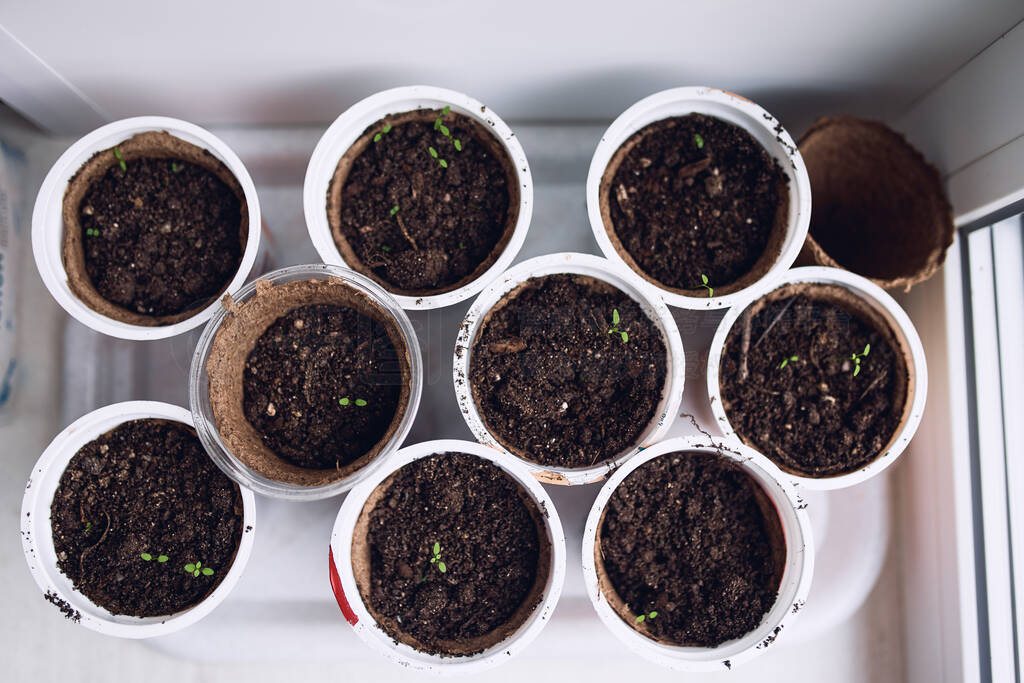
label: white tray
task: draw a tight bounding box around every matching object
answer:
[57,124,889,665]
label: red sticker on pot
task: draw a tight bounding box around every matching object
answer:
[328,547,359,626]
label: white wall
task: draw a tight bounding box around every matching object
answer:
[1,0,1022,134]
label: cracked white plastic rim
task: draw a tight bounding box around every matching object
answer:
[453,252,685,485]
[581,435,814,672]
[330,439,566,674]
[304,85,533,310]
[20,401,257,638]
[32,117,262,340]
[706,266,929,490]
[586,86,811,310]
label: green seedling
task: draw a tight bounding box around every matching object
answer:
[171,162,182,173]
[607,308,629,343]
[433,105,463,154]
[84,521,92,532]
[373,124,393,143]
[428,146,449,168]
[778,355,799,370]
[85,228,100,237]
[141,552,169,563]
[381,245,392,252]
[184,561,214,577]
[694,133,705,149]
[459,241,465,249]
[428,541,447,573]
[847,343,871,377]
[114,147,127,171]
[339,398,368,407]
[389,204,400,216]
[699,273,713,297]
[635,610,658,623]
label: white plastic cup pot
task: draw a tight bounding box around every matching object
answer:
[706,266,928,490]
[304,85,533,310]
[453,252,685,486]
[586,87,811,310]
[20,401,257,638]
[189,264,424,501]
[32,116,262,340]
[329,439,566,674]
[582,435,814,672]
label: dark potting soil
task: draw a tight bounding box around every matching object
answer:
[337,110,512,292]
[719,294,905,476]
[469,274,667,468]
[608,114,787,292]
[599,451,783,647]
[79,157,243,317]
[242,303,401,470]
[50,419,243,617]
[365,452,542,654]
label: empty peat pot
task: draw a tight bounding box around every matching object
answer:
[454,252,685,485]
[21,401,256,638]
[797,116,954,291]
[587,87,811,310]
[707,266,928,490]
[304,85,533,309]
[582,436,813,671]
[32,116,261,340]
[329,439,566,673]
[189,264,423,500]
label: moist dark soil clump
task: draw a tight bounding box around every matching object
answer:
[242,303,402,470]
[469,274,667,468]
[79,157,243,317]
[720,290,907,476]
[50,419,243,617]
[599,451,784,647]
[605,114,787,293]
[363,452,544,655]
[333,109,514,293]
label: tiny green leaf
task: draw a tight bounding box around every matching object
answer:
[453,139,463,151]
[636,615,645,623]
[373,133,382,143]
[438,561,447,573]
[439,159,448,168]
[439,124,450,137]
[459,241,465,249]
[381,245,391,252]
[85,521,92,532]
[429,147,438,158]
[649,611,658,618]
[114,147,127,171]
[184,563,196,573]
[171,162,182,173]
[158,555,168,563]
[442,105,451,116]
[621,331,629,343]
[390,204,400,216]
[202,567,214,576]
[701,273,709,285]
[694,134,705,149]
[612,309,620,325]
[863,343,871,356]
[382,124,392,133]
[853,365,861,377]
[339,397,350,405]
[355,398,367,407]
[433,542,440,555]
[141,552,153,561]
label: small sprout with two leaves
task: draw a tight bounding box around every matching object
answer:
[428,146,449,169]
[339,397,368,407]
[699,273,713,298]
[184,561,214,577]
[694,134,705,149]
[85,228,100,237]
[428,541,447,573]
[113,147,127,171]
[607,308,629,343]
[84,521,92,533]
[389,204,400,216]
[171,161,183,173]
[141,552,169,563]
[778,355,799,370]
[848,343,871,377]
[433,105,463,152]
[635,610,658,623]
[373,124,393,143]
[381,245,392,252]
[458,241,466,250]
